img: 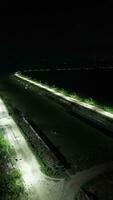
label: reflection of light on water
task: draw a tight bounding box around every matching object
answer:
[15,73,113,120]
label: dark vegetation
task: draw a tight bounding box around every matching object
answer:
[1,98,67,177]
[0,131,27,200]
[23,68,113,107]
[27,118,70,168]
[11,76,113,170]
[1,76,113,173]
[15,114,67,178]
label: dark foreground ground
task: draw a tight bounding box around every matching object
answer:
[0,75,113,172]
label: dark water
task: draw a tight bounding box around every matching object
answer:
[23,69,113,107]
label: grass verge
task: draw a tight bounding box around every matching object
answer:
[1,96,65,178]
[17,72,113,115]
[0,130,27,200]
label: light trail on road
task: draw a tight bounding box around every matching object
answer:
[15,72,113,120]
[0,97,64,200]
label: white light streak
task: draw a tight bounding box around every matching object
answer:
[0,96,64,200]
[15,72,113,120]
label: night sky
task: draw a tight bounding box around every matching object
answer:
[0,2,113,69]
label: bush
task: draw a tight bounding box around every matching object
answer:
[0,133,27,200]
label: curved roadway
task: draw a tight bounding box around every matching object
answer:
[2,77,113,169]
[0,98,64,200]
[1,77,113,199]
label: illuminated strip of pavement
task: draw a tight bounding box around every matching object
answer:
[0,99,41,188]
[0,98,65,200]
[15,73,113,120]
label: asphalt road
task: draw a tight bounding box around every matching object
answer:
[0,98,64,200]
[1,77,113,171]
[1,97,113,200]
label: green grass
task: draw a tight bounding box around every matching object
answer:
[16,72,113,115]
[84,97,97,105]
[1,97,65,178]
[0,131,27,200]
[2,75,113,173]
[103,106,113,114]
[15,73,112,116]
